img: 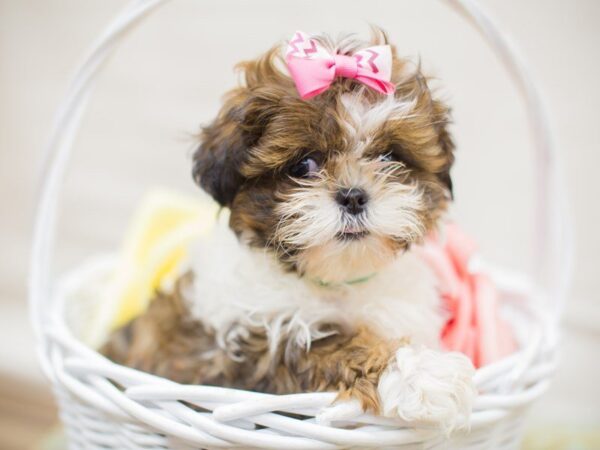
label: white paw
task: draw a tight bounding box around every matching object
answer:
[316,398,364,425]
[377,346,476,434]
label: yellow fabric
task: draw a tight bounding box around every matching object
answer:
[110,188,218,328]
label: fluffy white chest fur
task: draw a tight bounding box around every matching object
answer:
[185,216,445,352]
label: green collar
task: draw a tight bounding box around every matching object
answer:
[311,272,377,289]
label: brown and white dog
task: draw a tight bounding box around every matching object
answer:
[103,29,476,432]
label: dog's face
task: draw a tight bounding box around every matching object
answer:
[193,32,454,283]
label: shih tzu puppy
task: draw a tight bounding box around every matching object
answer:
[103,29,476,432]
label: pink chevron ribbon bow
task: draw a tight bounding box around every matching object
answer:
[285,31,395,99]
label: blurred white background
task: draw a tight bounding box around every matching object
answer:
[1,0,598,448]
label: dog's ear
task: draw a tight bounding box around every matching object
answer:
[193,48,290,206]
[395,69,455,199]
[193,92,250,206]
[192,88,279,206]
[432,100,455,199]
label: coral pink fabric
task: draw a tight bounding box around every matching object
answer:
[418,224,516,368]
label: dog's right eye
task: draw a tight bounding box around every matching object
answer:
[289,157,319,178]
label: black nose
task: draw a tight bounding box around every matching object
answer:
[336,188,368,215]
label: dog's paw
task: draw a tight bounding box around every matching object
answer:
[377,346,476,433]
[316,398,364,425]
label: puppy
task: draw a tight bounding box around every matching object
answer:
[103,28,476,432]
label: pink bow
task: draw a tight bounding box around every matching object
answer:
[285,31,395,99]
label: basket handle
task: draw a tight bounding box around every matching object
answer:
[29,0,572,335]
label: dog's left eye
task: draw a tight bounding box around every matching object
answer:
[377,152,397,163]
[289,157,319,178]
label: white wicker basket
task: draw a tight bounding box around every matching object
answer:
[29,0,573,448]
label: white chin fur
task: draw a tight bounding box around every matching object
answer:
[377,346,476,434]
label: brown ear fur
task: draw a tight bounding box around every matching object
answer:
[192,47,293,206]
[192,104,245,206]
[394,70,455,199]
[432,100,455,198]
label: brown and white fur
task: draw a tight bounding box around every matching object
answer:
[103,29,476,433]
